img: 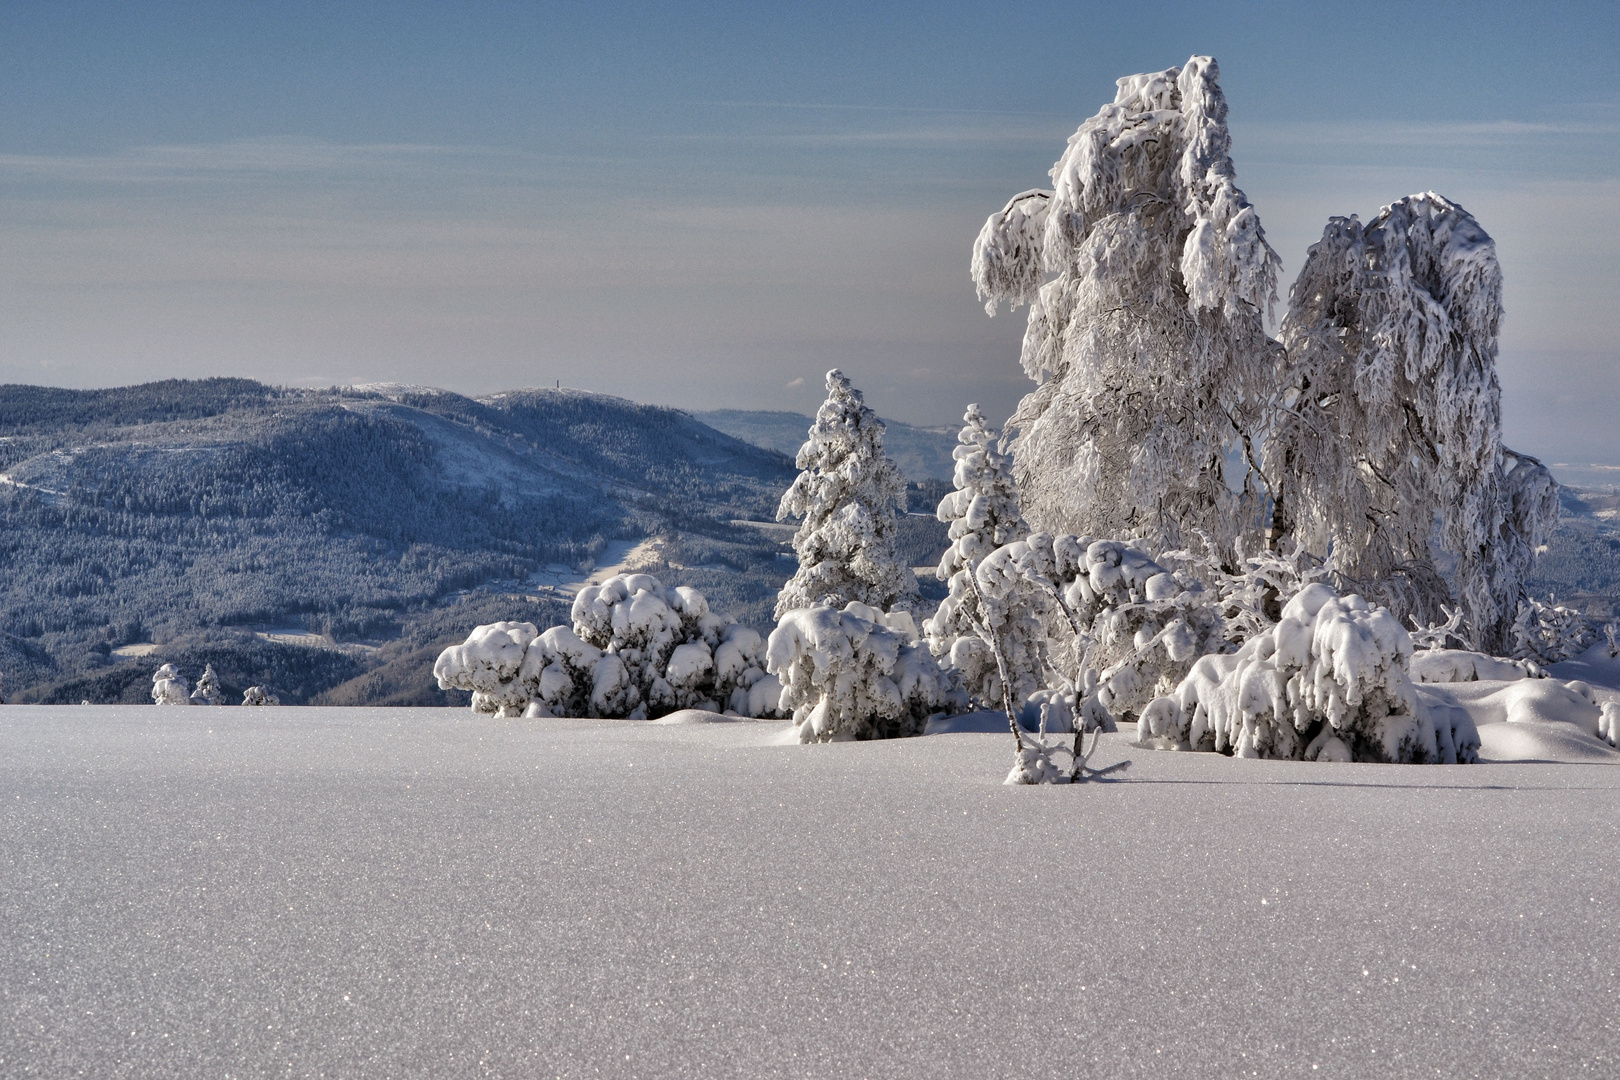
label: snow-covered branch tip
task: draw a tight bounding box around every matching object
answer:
[971,189,1051,315]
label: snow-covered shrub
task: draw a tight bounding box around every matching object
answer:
[1511,597,1600,666]
[1144,583,1478,763]
[1003,534,1227,722]
[924,405,1045,709]
[973,56,1280,557]
[1599,702,1620,748]
[151,663,190,706]
[766,601,955,742]
[190,663,225,705]
[1269,193,1556,651]
[775,370,921,619]
[433,574,780,720]
[241,686,280,706]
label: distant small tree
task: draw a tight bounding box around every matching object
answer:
[151,664,190,706]
[775,369,921,618]
[191,663,225,705]
[242,686,280,706]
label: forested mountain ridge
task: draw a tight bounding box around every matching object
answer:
[0,379,799,702]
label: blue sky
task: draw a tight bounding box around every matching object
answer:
[2,1,1617,461]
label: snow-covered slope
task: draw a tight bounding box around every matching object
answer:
[3,706,1615,1077]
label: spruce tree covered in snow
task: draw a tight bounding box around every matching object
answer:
[972,56,1281,557]
[924,405,1046,709]
[1268,193,1558,652]
[190,663,224,705]
[775,370,921,619]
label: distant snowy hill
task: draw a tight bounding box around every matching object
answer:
[0,379,800,704]
[695,408,959,482]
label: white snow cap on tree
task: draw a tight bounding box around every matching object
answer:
[190,663,225,705]
[775,370,921,619]
[1270,192,1553,652]
[151,663,190,706]
[1143,583,1479,763]
[924,405,1045,709]
[974,56,1281,556]
[241,686,280,706]
[433,574,781,720]
[766,601,956,742]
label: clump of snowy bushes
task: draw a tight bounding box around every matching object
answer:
[1141,584,1479,763]
[434,573,782,719]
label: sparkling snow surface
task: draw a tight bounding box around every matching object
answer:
[3,707,1617,1078]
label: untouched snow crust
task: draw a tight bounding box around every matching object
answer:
[2,705,1617,1079]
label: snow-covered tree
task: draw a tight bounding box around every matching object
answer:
[241,686,280,706]
[433,574,781,719]
[151,664,190,706]
[971,56,1281,558]
[1142,583,1479,763]
[775,369,921,619]
[765,601,954,742]
[1268,193,1557,652]
[190,663,224,705]
[924,405,1046,709]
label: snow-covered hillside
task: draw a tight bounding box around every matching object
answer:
[1,705,1614,1077]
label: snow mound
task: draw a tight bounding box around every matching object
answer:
[1477,722,1620,764]
[1410,649,1533,684]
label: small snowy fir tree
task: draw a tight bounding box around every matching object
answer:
[190,663,225,705]
[151,664,191,706]
[1268,193,1557,652]
[433,574,781,720]
[765,601,953,742]
[241,686,280,705]
[774,370,921,619]
[923,404,1046,710]
[972,56,1281,557]
[1141,583,1479,763]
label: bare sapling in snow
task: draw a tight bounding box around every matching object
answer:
[972,56,1280,557]
[775,370,921,619]
[1268,193,1556,652]
[190,663,225,705]
[433,574,781,720]
[241,686,280,706]
[1510,596,1601,666]
[151,663,190,706]
[1141,583,1480,763]
[765,601,955,742]
[924,404,1046,711]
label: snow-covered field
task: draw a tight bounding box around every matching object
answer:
[3,705,1617,1077]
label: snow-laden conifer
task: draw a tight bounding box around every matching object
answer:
[765,601,953,742]
[1269,193,1557,651]
[190,663,224,705]
[923,405,1045,709]
[972,57,1280,556]
[774,370,920,619]
[241,686,280,706]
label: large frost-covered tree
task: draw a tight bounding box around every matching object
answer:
[971,56,1281,557]
[775,369,921,618]
[1268,193,1558,652]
